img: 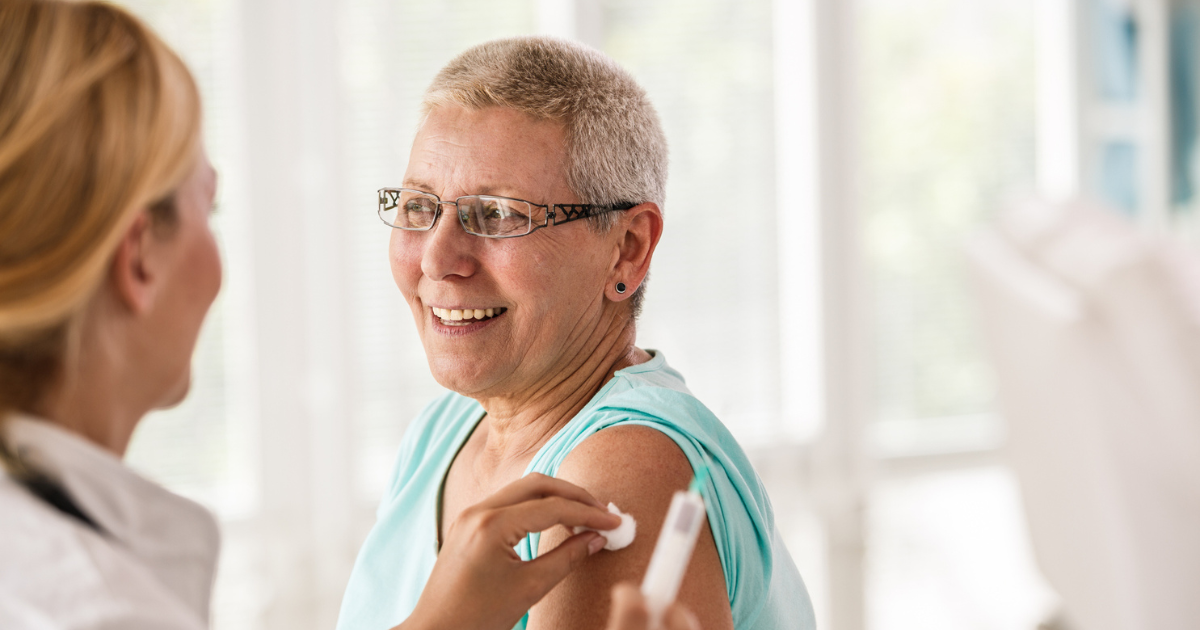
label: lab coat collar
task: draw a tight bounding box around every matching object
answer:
[2,413,220,621]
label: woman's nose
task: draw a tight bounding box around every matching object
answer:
[420,206,478,281]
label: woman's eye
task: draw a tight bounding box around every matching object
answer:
[500,204,528,220]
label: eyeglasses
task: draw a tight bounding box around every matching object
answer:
[377,188,636,239]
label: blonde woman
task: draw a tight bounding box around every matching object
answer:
[0,2,697,629]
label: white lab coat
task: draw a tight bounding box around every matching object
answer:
[0,415,219,630]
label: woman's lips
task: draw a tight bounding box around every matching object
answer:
[430,306,507,326]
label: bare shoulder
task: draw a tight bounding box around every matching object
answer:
[557,424,693,503]
[528,424,733,630]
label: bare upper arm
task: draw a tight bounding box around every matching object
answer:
[528,424,733,630]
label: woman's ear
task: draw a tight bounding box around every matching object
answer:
[108,213,160,315]
[606,202,663,302]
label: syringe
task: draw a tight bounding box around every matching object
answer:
[639,465,710,628]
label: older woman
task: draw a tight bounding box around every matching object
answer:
[0,4,671,630]
[339,37,816,630]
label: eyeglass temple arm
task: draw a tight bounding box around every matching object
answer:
[548,202,638,225]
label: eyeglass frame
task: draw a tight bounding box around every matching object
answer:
[377,187,637,239]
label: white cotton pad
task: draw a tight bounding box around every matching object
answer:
[575,502,637,551]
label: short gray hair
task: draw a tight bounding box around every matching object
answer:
[422,36,668,318]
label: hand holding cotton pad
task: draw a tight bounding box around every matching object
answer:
[574,502,636,550]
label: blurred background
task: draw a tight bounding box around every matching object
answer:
[109,0,1200,629]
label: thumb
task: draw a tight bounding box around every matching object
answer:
[606,583,650,630]
[662,602,701,630]
[520,531,605,602]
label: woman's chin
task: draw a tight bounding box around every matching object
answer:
[426,357,504,397]
[154,370,193,411]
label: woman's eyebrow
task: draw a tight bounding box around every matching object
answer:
[403,178,531,200]
[401,178,436,192]
[470,185,516,197]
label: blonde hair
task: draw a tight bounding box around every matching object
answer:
[423,36,668,317]
[0,0,201,448]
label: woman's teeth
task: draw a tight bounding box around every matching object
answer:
[432,307,505,323]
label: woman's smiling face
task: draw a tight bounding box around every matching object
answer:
[390,105,617,398]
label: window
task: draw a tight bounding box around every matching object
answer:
[859,0,1035,454]
[604,0,791,442]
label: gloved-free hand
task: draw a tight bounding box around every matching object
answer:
[398,473,621,630]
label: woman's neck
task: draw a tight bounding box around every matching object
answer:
[34,313,146,458]
[38,373,141,458]
[473,317,650,463]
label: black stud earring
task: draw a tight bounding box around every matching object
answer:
[616,282,627,294]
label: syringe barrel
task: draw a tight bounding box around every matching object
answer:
[640,490,706,626]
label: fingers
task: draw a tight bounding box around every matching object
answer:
[605,584,699,630]
[476,473,605,510]
[606,583,650,630]
[495,496,621,543]
[662,603,701,630]
[519,531,607,606]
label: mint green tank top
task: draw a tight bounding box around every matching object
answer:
[335,351,815,630]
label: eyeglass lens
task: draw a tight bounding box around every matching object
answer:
[458,196,534,237]
[378,190,438,230]
[380,189,537,237]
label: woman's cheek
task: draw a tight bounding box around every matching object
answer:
[202,230,223,306]
[388,231,418,296]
